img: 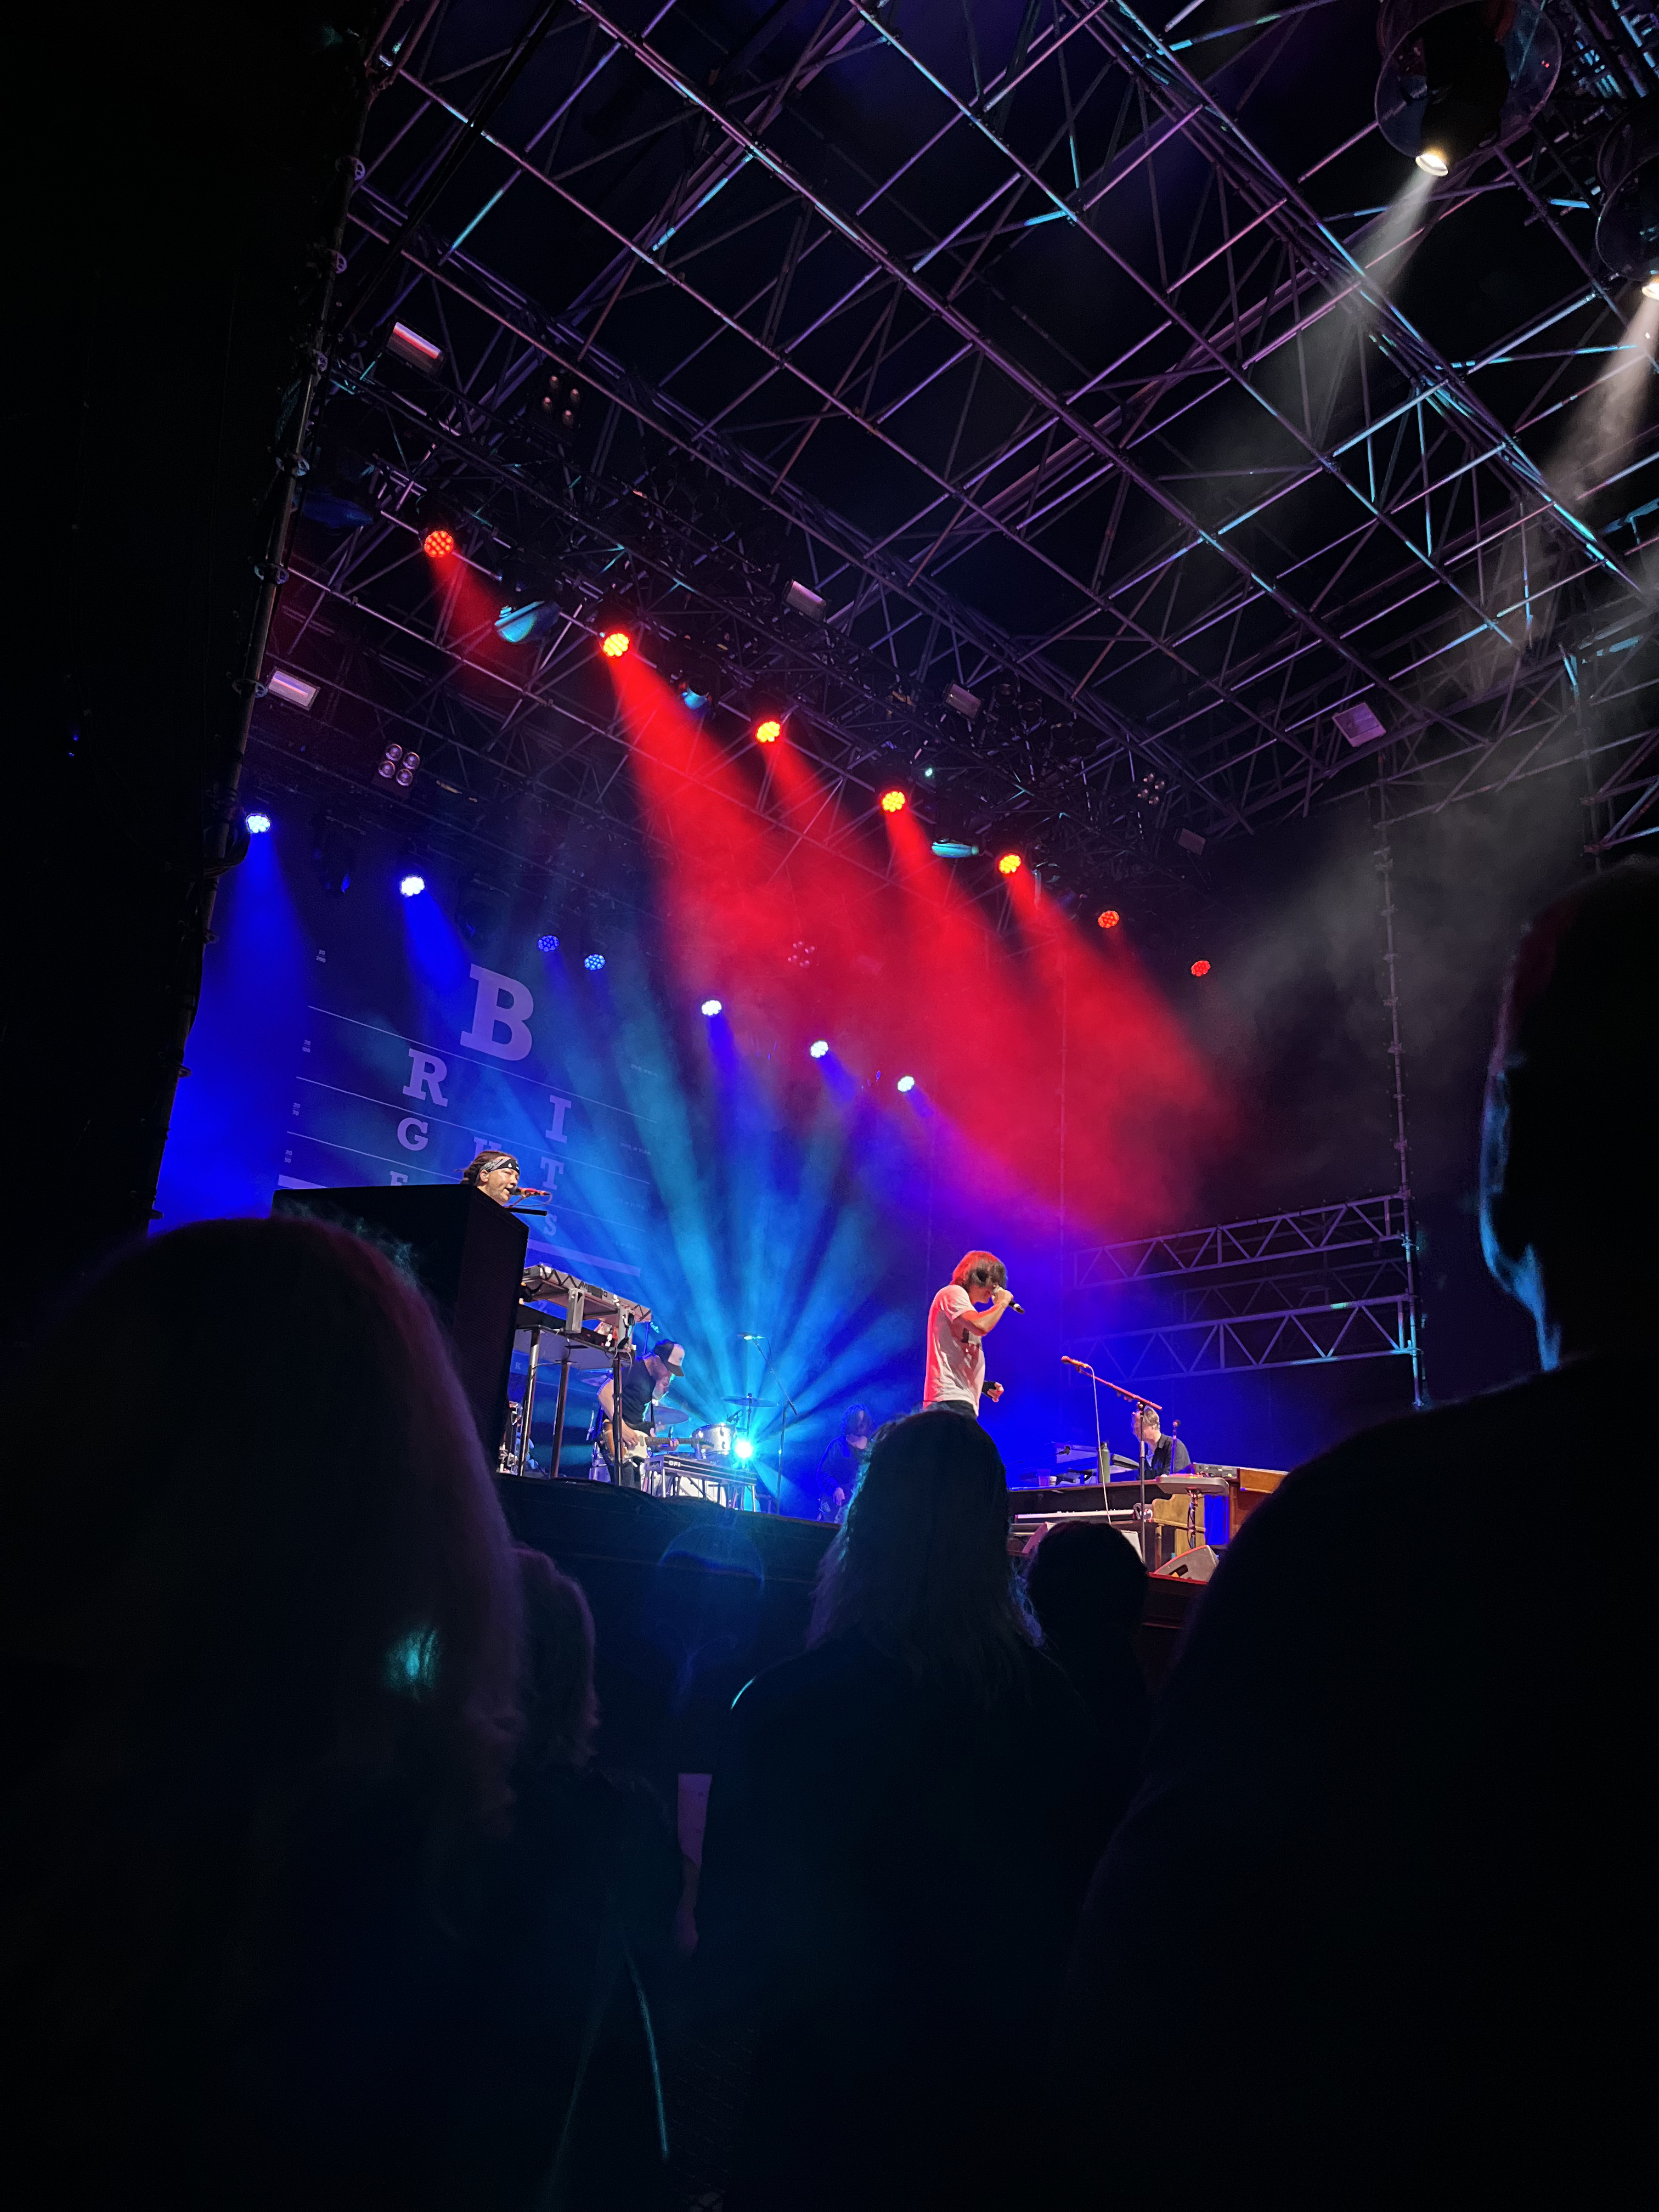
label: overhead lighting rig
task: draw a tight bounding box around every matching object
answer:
[1597,105,1659,287]
[1375,0,1560,176]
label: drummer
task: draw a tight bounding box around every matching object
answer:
[594,1338,686,1488]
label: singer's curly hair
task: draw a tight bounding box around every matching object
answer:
[951,1250,1007,1293]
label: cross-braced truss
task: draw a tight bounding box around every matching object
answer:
[258,0,1659,885]
[1066,1192,1418,1376]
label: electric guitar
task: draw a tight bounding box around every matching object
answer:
[599,1407,686,1469]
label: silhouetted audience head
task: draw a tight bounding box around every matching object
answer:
[1481,858,1659,1361]
[808,1408,1034,1698]
[3,1217,522,2030]
[1025,1520,1146,1649]
[514,1547,599,1774]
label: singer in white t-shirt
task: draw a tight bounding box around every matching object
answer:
[922,1250,1015,1417]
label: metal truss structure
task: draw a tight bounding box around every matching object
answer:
[255,0,1659,902]
[1066,1193,1419,1378]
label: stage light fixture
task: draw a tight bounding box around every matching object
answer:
[1646,277,1659,302]
[584,952,606,972]
[997,851,1023,876]
[785,579,827,620]
[753,716,782,744]
[298,439,381,532]
[540,371,582,435]
[1098,909,1120,930]
[945,683,981,722]
[1177,828,1206,856]
[376,743,421,789]
[879,787,907,814]
[456,883,509,947]
[1376,0,1560,177]
[701,998,723,1017]
[681,685,709,711]
[732,1435,755,1463]
[387,322,442,374]
[266,669,318,711]
[309,814,358,895]
[896,1075,916,1094]
[245,811,272,835]
[537,933,560,953]
[809,1039,830,1059]
[599,628,631,659]
[496,601,558,645]
[1191,959,1212,978]
[932,837,979,859]
[399,873,426,899]
[422,527,455,560]
[1335,701,1387,748]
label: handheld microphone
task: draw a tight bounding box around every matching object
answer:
[1007,1299,1025,1315]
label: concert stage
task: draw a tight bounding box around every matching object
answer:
[495,1476,1203,1790]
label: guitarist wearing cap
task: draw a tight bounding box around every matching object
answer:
[595,1338,686,1488]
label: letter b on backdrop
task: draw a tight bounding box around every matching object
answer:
[460,964,534,1060]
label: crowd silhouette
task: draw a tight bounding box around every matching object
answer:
[3,859,1652,2207]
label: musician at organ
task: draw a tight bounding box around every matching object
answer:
[1131,1401,1189,1477]
[595,1338,686,1488]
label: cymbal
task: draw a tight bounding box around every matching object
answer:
[726,1393,761,1406]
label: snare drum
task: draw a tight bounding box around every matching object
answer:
[692,1421,732,1463]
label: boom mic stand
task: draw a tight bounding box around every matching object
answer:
[1059,1357,1164,1565]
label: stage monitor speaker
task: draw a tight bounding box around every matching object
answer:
[272,1183,526,1453]
[1152,1543,1220,1584]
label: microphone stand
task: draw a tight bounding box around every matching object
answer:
[1061,1359,1163,1564]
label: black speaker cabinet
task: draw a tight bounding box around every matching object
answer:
[272,1183,526,1453]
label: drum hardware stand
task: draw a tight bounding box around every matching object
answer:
[740,1334,795,1513]
[1059,1357,1163,1564]
[738,1336,800,1513]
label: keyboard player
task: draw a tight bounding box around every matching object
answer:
[1131,1400,1190,1479]
[461,1150,562,1297]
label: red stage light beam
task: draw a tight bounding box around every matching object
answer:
[600,628,631,659]
[878,788,907,814]
[1098,909,1120,930]
[753,715,782,744]
[997,851,1023,876]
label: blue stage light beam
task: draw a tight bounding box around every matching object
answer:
[809,1038,830,1059]
[399,873,426,899]
[245,811,272,834]
[896,1074,916,1093]
[701,997,723,1017]
[584,952,606,972]
[156,815,307,1223]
